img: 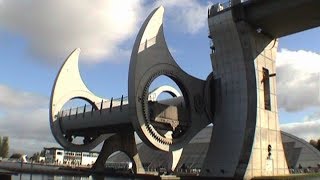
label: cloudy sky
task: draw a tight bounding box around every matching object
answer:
[0,0,319,155]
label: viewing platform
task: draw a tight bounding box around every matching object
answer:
[208,0,320,37]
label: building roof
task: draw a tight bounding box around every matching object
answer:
[44,147,64,150]
[282,131,320,168]
[107,126,320,170]
[43,147,99,154]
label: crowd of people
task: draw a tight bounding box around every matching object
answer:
[289,163,320,174]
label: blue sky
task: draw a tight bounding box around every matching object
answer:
[0,0,319,155]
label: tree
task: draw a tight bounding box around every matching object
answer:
[40,149,46,157]
[310,138,320,151]
[0,136,2,157]
[0,137,9,158]
[310,139,317,149]
[10,153,23,159]
[30,152,40,162]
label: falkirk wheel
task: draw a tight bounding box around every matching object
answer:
[49,1,320,179]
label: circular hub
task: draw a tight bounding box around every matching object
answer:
[132,68,192,151]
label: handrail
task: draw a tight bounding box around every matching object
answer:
[57,85,182,118]
[208,0,250,17]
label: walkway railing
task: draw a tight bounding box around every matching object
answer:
[56,85,177,119]
[57,95,129,119]
[208,0,250,17]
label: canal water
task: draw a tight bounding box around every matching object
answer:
[10,173,320,180]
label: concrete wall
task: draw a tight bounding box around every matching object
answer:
[202,8,289,179]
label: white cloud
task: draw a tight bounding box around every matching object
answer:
[276,49,320,112]
[303,111,320,122]
[0,0,144,65]
[0,84,57,155]
[0,85,47,110]
[281,110,320,141]
[281,120,320,141]
[0,0,211,66]
[155,0,210,34]
[277,49,320,140]
[0,108,58,155]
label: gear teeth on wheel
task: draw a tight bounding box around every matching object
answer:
[141,73,173,146]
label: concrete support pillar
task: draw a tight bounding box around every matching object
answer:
[92,132,145,174]
[202,8,289,179]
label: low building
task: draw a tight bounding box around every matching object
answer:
[64,151,81,165]
[82,152,99,166]
[38,156,45,163]
[44,147,64,164]
[44,147,99,166]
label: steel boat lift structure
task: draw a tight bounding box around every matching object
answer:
[49,0,320,179]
